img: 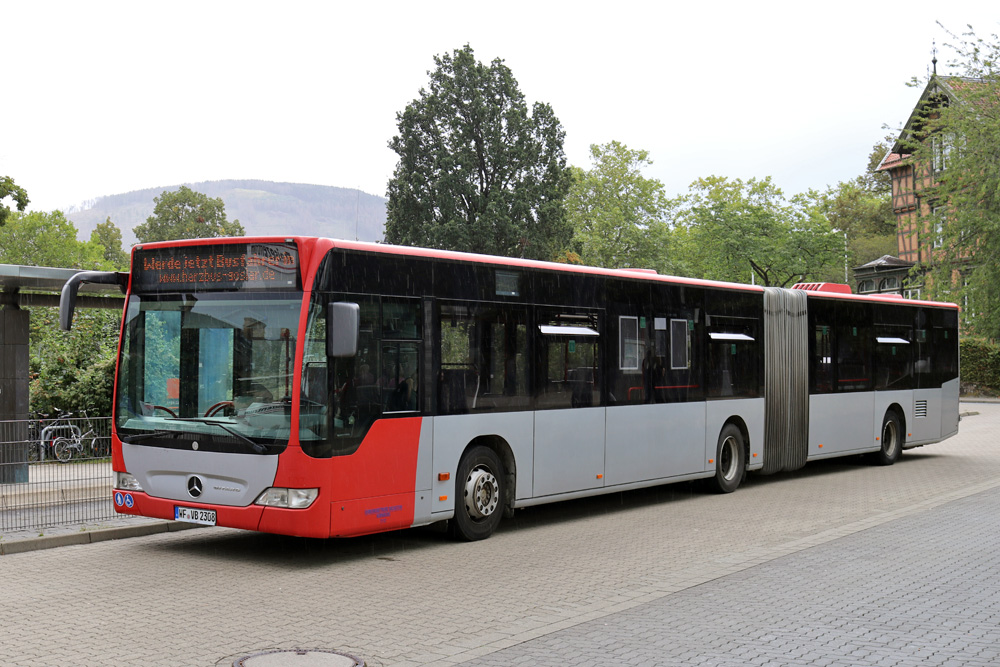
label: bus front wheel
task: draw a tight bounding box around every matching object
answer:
[450,445,505,541]
[710,424,745,494]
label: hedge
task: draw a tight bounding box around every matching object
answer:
[961,337,1000,395]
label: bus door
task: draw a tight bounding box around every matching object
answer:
[533,308,605,497]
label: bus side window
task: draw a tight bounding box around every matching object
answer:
[437,303,529,414]
[705,316,759,398]
[535,311,601,410]
[812,324,833,393]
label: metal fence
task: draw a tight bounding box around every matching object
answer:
[0,415,126,532]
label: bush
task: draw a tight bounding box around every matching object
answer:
[960,337,1000,396]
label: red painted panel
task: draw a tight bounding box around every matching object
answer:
[270,417,423,537]
[330,492,416,537]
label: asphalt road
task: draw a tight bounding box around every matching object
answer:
[2,402,998,667]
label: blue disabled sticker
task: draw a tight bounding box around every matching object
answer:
[114,492,124,507]
[124,494,134,509]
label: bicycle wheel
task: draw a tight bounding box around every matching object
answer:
[89,435,110,458]
[53,437,74,463]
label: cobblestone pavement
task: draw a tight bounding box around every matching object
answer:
[1,402,998,667]
[457,483,1000,667]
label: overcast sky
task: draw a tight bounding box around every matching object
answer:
[4,1,998,215]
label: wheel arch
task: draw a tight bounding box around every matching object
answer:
[884,402,906,440]
[722,415,751,469]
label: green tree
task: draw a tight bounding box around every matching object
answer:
[0,175,29,226]
[133,186,243,243]
[0,210,120,415]
[385,45,572,260]
[566,141,676,271]
[90,217,130,269]
[909,26,1000,338]
[0,210,104,268]
[675,176,842,287]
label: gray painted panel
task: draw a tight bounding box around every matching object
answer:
[911,388,942,444]
[409,417,436,526]
[941,379,960,439]
[808,392,875,457]
[605,403,705,485]
[122,443,279,506]
[534,408,605,497]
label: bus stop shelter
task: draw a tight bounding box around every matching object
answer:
[0,264,124,482]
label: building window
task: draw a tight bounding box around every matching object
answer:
[931,133,953,173]
[931,206,946,249]
[858,279,876,294]
[878,276,899,292]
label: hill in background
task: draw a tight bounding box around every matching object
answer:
[67,180,386,247]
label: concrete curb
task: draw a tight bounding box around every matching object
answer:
[0,521,204,556]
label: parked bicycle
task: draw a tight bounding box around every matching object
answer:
[51,409,106,462]
[26,410,82,463]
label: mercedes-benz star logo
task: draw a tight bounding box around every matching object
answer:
[187,476,204,498]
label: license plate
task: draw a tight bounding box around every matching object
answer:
[175,506,216,526]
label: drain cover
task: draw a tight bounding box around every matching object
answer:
[234,649,364,667]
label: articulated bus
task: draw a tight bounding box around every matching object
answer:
[60,237,960,541]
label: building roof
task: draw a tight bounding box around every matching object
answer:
[853,254,915,271]
[878,74,990,170]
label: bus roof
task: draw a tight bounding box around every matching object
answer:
[133,235,958,309]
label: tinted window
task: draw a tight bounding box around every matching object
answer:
[535,310,601,409]
[437,302,529,414]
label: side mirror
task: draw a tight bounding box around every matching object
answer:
[327,302,360,358]
[60,270,128,331]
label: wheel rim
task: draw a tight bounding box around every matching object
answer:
[465,466,499,520]
[720,436,739,482]
[883,419,898,457]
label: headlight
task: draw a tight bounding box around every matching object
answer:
[254,487,319,509]
[115,472,143,492]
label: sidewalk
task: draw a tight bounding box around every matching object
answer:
[0,515,201,555]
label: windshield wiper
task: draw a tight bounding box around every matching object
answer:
[122,430,178,444]
[164,417,268,454]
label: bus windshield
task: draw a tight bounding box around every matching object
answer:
[115,291,302,454]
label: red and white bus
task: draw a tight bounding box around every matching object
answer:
[61,237,960,541]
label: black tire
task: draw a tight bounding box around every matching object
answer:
[873,411,903,466]
[710,424,746,494]
[53,437,74,463]
[91,437,110,458]
[449,445,505,541]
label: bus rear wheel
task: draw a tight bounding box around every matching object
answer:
[873,411,902,466]
[710,424,745,494]
[450,445,505,541]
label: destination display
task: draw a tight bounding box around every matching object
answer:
[132,242,300,292]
